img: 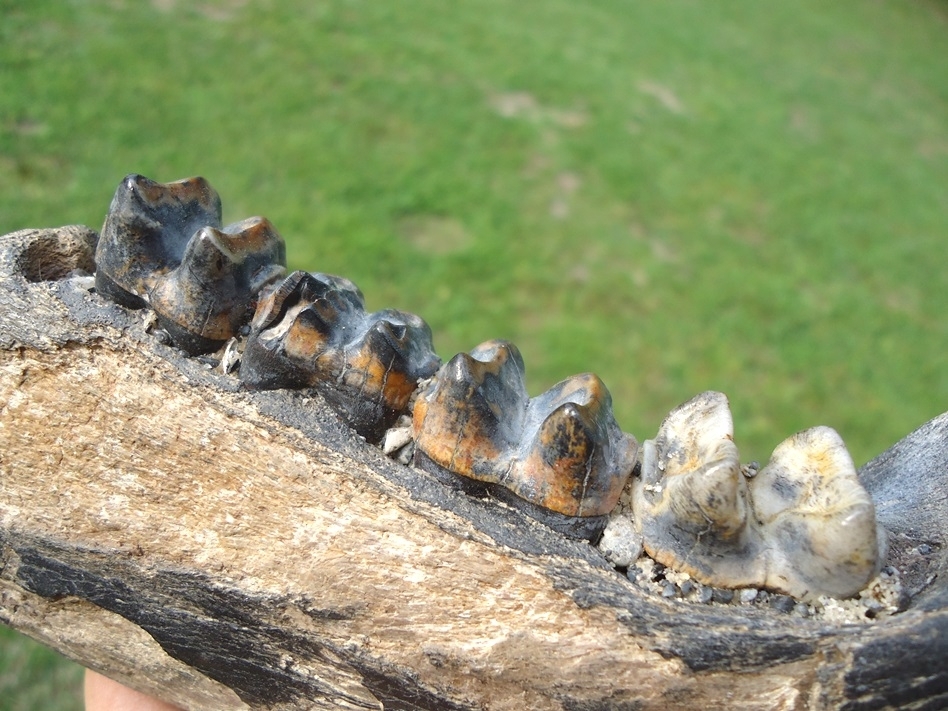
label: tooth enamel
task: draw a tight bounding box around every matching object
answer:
[412,340,637,541]
[95,174,222,309]
[148,217,286,354]
[632,392,882,600]
[412,341,526,485]
[240,270,440,443]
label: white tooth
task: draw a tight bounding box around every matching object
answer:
[656,390,735,477]
[750,426,881,601]
[630,393,882,601]
[633,392,762,588]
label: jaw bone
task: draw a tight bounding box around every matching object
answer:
[632,391,881,600]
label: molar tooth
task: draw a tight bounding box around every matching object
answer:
[632,391,763,589]
[749,426,881,600]
[241,271,365,389]
[336,310,440,440]
[516,373,636,519]
[413,340,637,541]
[240,271,439,442]
[148,217,286,355]
[95,174,222,309]
[631,393,882,601]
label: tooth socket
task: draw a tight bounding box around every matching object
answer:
[95,174,222,308]
[413,340,637,541]
[241,271,440,442]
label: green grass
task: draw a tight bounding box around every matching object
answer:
[2,0,947,704]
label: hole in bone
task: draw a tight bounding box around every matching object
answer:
[18,232,96,283]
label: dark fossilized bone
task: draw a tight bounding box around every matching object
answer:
[1,183,947,708]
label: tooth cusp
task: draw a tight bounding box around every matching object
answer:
[413,340,637,541]
[148,217,286,354]
[240,270,440,442]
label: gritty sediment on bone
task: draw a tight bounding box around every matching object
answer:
[617,537,902,624]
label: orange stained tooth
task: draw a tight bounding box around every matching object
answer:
[344,348,407,400]
[241,270,439,441]
[283,312,332,362]
[515,404,594,516]
[213,217,284,258]
[413,342,526,482]
[413,341,637,536]
[96,174,286,354]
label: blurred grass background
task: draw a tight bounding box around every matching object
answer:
[1,0,946,707]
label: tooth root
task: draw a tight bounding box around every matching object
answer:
[148,218,286,355]
[750,426,880,600]
[413,342,636,540]
[633,391,762,588]
[95,174,222,309]
[241,271,440,442]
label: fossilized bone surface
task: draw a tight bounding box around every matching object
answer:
[2,226,948,710]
